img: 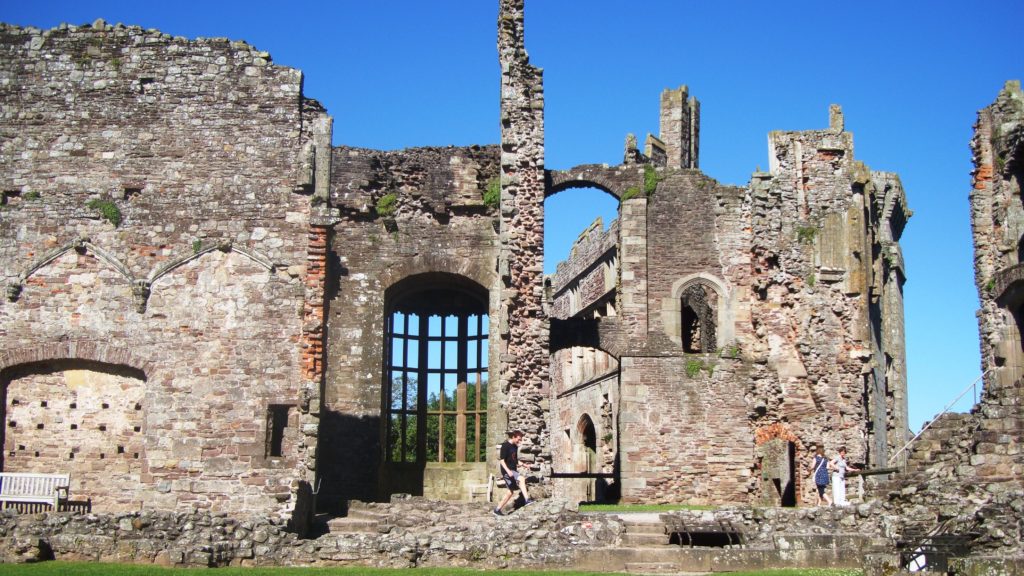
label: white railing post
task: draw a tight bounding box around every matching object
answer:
[889,370,989,466]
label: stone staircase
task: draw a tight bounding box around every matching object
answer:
[617,518,677,575]
[574,514,879,574]
[872,375,1024,558]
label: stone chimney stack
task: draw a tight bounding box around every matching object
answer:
[659,85,700,169]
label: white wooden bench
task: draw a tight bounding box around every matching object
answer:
[0,472,70,511]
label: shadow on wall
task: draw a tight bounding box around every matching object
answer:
[315,411,382,514]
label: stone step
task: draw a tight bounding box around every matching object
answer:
[621,521,668,535]
[574,546,867,574]
[772,532,878,550]
[345,507,386,520]
[623,561,680,574]
[620,532,671,547]
[326,516,382,534]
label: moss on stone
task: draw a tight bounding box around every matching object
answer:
[86,198,122,227]
[483,177,500,209]
[376,193,398,218]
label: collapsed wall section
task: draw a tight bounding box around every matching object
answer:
[0,21,324,517]
[747,107,909,474]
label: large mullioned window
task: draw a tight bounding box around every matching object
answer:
[384,283,488,464]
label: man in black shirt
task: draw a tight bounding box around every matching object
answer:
[493,429,533,515]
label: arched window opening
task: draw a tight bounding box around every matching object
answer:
[681,283,716,353]
[544,187,619,276]
[384,279,488,465]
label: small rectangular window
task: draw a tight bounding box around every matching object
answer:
[266,404,292,458]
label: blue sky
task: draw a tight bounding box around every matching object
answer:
[3,1,1023,433]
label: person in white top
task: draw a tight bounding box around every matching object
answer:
[829,446,859,506]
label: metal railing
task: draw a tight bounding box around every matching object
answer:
[889,370,989,466]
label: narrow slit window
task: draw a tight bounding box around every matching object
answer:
[266,404,291,458]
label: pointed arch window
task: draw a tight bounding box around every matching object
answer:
[680,282,716,353]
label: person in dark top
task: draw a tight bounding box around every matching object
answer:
[811,445,831,506]
[493,429,533,515]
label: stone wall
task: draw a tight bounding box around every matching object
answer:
[0,20,324,516]
[971,80,1024,391]
[747,107,909,471]
[497,0,551,476]
[0,500,623,568]
[545,93,910,506]
[0,499,900,570]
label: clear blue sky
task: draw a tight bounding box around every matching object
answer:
[4,1,1023,433]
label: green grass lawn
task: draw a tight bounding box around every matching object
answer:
[0,564,863,576]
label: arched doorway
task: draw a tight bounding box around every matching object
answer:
[381,273,489,498]
[573,414,598,503]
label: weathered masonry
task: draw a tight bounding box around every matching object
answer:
[0,0,910,520]
[547,89,911,505]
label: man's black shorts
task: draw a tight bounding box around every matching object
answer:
[502,473,518,491]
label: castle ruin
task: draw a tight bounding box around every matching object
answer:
[0,0,911,519]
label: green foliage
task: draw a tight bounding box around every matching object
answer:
[642,164,662,196]
[985,277,996,294]
[86,198,122,227]
[483,177,500,209]
[796,225,817,245]
[388,375,488,464]
[192,239,202,254]
[806,273,816,287]
[721,343,741,359]
[23,191,41,201]
[685,359,704,378]
[621,186,641,201]
[376,193,398,218]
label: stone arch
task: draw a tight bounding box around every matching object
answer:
[147,241,274,287]
[384,271,489,313]
[141,241,277,313]
[6,237,134,303]
[546,165,644,201]
[662,272,733,351]
[0,345,149,511]
[0,342,152,376]
[546,177,622,200]
[575,414,598,469]
[5,238,279,314]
